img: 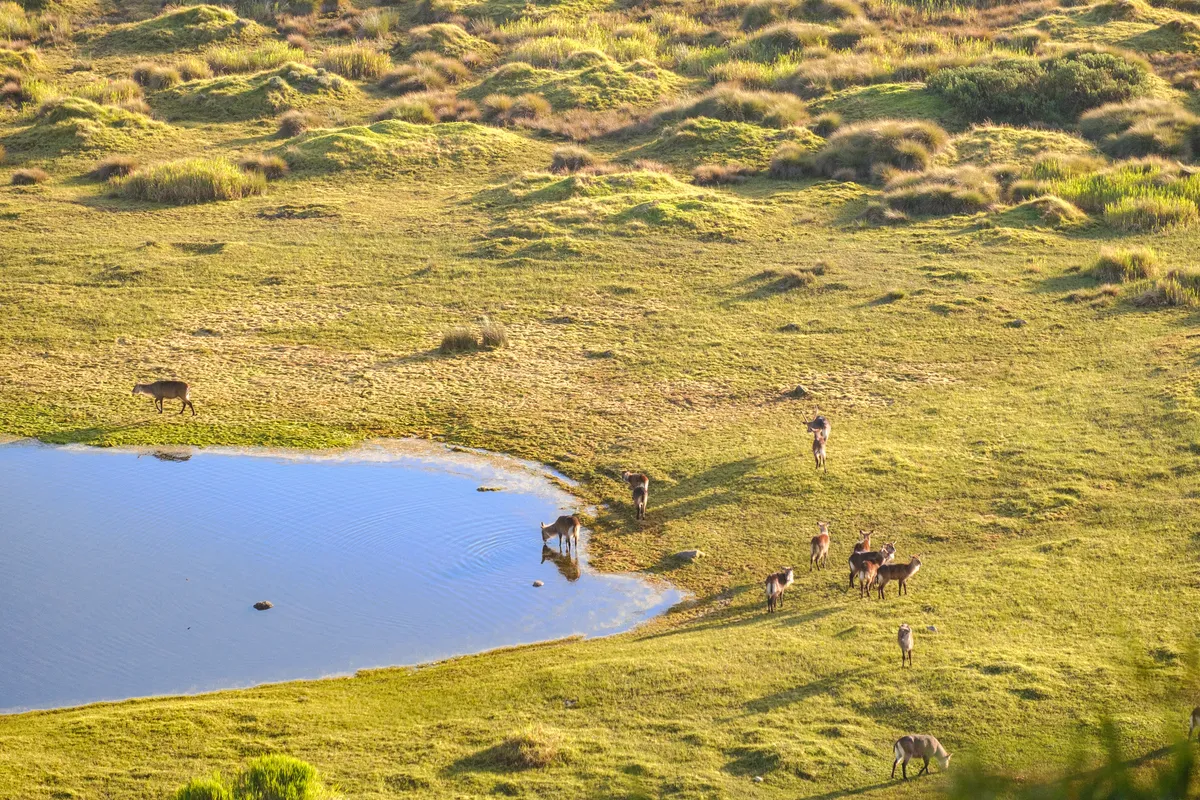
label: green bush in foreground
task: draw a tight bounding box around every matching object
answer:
[174,774,232,800]
[1052,159,1200,230]
[236,755,321,800]
[117,158,266,204]
[1104,194,1199,231]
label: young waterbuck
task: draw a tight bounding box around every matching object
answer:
[540,515,580,551]
[856,561,880,599]
[810,522,830,571]
[891,734,951,780]
[848,542,896,588]
[623,471,649,520]
[806,415,831,442]
[132,380,195,416]
[765,567,794,613]
[812,429,827,473]
[874,555,922,599]
[898,623,913,667]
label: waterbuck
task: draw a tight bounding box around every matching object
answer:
[765,567,794,613]
[133,380,195,416]
[849,542,896,589]
[853,531,872,555]
[856,561,880,599]
[891,735,951,780]
[622,471,649,520]
[806,415,831,442]
[812,429,827,473]
[898,623,913,667]
[874,554,922,599]
[810,522,831,571]
[540,515,580,551]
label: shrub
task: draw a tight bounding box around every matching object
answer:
[1090,246,1158,282]
[117,158,267,204]
[801,119,948,182]
[927,49,1153,124]
[1078,99,1200,159]
[693,162,757,184]
[132,62,181,90]
[440,327,478,354]
[278,109,313,136]
[87,155,138,180]
[175,775,232,800]
[1134,270,1200,307]
[235,755,321,800]
[882,165,998,215]
[550,144,596,173]
[1104,194,1199,231]
[239,153,289,178]
[658,86,807,128]
[11,166,48,185]
[206,41,306,75]
[178,57,214,81]
[319,44,391,79]
[480,320,508,349]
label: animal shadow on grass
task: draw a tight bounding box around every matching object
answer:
[646,456,783,530]
[798,780,898,800]
[741,667,869,718]
[640,597,840,644]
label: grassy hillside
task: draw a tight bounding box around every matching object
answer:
[2,0,1200,797]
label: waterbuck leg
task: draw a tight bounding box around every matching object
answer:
[919,758,929,776]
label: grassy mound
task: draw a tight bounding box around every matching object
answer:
[156,63,354,121]
[483,170,755,238]
[92,5,266,54]
[116,157,266,204]
[1004,194,1089,228]
[399,23,498,61]
[0,46,39,72]
[2,97,168,155]
[1078,98,1200,159]
[881,165,999,216]
[654,86,808,128]
[733,21,832,61]
[466,59,678,111]
[779,118,948,181]
[809,82,955,125]
[942,125,1100,166]
[927,48,1154,124]
[280,120,537,174]
[630,117,821,169]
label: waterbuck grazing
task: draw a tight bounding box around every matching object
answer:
[856,561,879,599]
[874,555,922,599]
[622,471,649,520]
[765,567,794,613]
[1190,707,1200,739]
[132,380,195,416]
[810,522,830,571]
[812,429,827,473]
[891,734,951,780]
[848,542,896,589]
[898,623,913,667]
[540,515,580,551]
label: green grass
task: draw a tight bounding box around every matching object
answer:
[4,0,1200,797]
[466,58,680,110]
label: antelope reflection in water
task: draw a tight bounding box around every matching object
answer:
[541,544,580,582]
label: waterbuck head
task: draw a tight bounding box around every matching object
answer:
[540,523,553,543]
[132,383,147,397]
[818,521,829,537]
[882,542,897,561]
[937,751,952,770]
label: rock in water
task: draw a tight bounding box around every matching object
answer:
[253,601,273,610]
[532,580,544,587]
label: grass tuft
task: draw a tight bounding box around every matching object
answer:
[799,118,949,182]
[174,774,232,800]
[117,158,267,204]
[87,155,138,181]
[480,320,508,349]
[1090,246,1158,282]
[440,327,478,354]
[132,62,182,90]
[654,85,807,128]
[318,44,391,79]
[10,166,48,185]
[693,162,757,185]
[550,144,596,173]
[206,41,307,75]
[239,154,289,179]
[487,726,564,770]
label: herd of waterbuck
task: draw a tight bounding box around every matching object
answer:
[130,387,1199,778]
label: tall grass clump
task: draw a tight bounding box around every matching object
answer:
[797,119,949,181]
[118,158,267,204]
[656,85,806,128]
[479,320,508,349]
[239,153,289,179]
[1079,99,1200,159]
[1104,194,1199,231]
[319,44,391,79]
[927,49,1153,124]
[1090,246,1158,282]
[1,71,53,107]
[693,162,757,184]
[206,41,306,75]
[76,78,142,105]
[550,144,596,173]
[178,57,214,81]
[174,775,232,800]
[882,165,999,215]
[235,755,321,800]
[277,109,313,136]
[11,166,48,185]
[734,22,829,61]
[132,62,181,90]
[379,52,468,95]
[741,0,862,30]
[487,726,564,769]
[358,7,400,39]
[1053,160,1200,230]
[440,327,478,354]
[374,92,479,123]
[87,155,138,180]
[1136,269,1200,307]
